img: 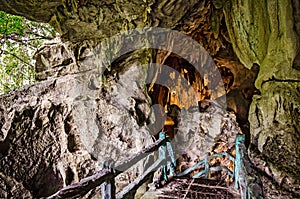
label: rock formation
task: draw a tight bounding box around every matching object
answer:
[225,1,300,197]
[0,0,299,198]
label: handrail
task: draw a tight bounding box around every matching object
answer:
[177,135,263,199]
[116,158,164,199]
[178,151,235,179]
[47,133,263,199]
[46,132,173,199]
[234,135,264,199]
[114,136,167,173]
[46,169,114,198]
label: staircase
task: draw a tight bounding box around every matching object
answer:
[47,133,263,199]
[142,177,240,199]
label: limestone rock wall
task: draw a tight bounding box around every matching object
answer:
[249,82,300,196]
[0,76,102,198]
[224,0,299,87]
[0,41,155,197]
[224,0,300,197]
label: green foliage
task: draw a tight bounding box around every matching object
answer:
[0,11,55,94]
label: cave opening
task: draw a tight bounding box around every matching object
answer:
[147,53,209,140]
[146,51,259,149]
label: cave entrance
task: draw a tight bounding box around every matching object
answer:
[146,51,254,140]
[147,49,260,147]
[147,53,211,139]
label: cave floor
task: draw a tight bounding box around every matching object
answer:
[141,177,240,199]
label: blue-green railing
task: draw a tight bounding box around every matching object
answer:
[47,133,260,199]
[47,132,174,199]
[176,135,243,186]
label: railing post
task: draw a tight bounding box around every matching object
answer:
[101,180,115,199]
[234,135,245,190]
[204,154,209,179]
[100,162,116,199]
[166,136,177,177]
[159,132,168,181]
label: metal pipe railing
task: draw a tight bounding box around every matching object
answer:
[47,134,263,199]
[47,132,174,199]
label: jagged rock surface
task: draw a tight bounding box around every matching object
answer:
[249,82,300,198]
[0,0,199,45]
[0,46,154,197]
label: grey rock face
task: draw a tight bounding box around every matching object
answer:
[34,40,78,81]
[173,102,241,167]
[0,45,154,197]
[0,76,100,198]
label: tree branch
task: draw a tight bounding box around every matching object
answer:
[4,34,53,44]
[2,49,35,68]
